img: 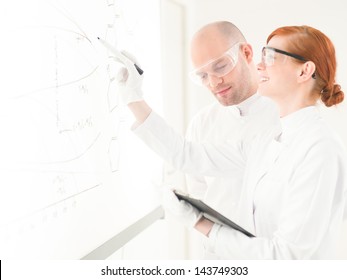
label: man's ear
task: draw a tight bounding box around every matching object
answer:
[298,61,316,82]
[242,43,253,62]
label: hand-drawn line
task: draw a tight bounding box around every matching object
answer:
[108,137,120,173]
[107,0,116,7]
[38,183,101,213]
[55,34,60,128]
[105,0,134,35]
[12,66,99,100]
[49,0,90,42]
[107,81,119,113]
[109,104,119,113]
[26,25,92,44]
[0,183,102,230]
[20,131,102,165]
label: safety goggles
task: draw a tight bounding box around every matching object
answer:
[189,43,241,86]
[261,46,308,67]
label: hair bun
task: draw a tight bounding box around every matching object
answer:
[321,84,344,107]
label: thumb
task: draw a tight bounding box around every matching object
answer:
[116,67,129,83]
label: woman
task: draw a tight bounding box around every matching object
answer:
[192,25,347,259]
[116,25,347,259]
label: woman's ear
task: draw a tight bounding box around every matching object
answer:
[298,61,316,82]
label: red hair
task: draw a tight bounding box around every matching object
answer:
[267,25,343,107]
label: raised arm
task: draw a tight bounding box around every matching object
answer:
[112,50,247,176]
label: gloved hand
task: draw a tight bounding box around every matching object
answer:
[113,50,144,104]
[162,188,203,228]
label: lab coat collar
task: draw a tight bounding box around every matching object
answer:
[229,93,261,117]
[279,106,320,144]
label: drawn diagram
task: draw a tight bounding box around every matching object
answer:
[0,0,143,258]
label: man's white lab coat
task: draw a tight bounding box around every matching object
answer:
[133,106,347,259]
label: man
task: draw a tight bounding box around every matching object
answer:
[114,21,279,259]
[186,21,275,220]
[183,21,278,258]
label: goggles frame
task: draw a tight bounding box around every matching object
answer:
[261,46,308,66]
[189,43,241,86]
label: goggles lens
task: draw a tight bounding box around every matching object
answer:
[261,47,276,67]
[189,43,241,86]
[261,46,308,67]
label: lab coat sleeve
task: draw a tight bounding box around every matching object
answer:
[185,115,209,198]
[133,111,246,177]
[207,137,347,259]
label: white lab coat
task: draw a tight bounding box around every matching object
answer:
[186,94,279,259]
[134,106,347,259]
[186,94,279,221]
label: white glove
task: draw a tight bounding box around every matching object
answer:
[162,189,203,228]
[113,50,144,104]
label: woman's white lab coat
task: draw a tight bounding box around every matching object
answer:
[133,106,347,259]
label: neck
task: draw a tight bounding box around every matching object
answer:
[272,86,317,117]
[278,100,316,117]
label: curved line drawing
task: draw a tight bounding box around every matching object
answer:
[13,66,99,99]
[24,131,102,165]
[23,25,92,44]
[48,0,90,42]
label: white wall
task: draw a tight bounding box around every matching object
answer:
[160,0,347,259]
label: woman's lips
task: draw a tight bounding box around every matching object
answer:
[259,76,270,83]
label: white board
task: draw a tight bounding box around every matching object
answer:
[0,0,162,259]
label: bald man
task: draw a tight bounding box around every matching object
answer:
[186,21,274,215]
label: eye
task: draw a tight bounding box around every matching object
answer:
[263,51,275,65]
[265,51,274,59]
[266,54,275,61]
[197,72,207,81]
[214,64,228,73]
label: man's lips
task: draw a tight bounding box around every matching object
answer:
[215,86,231,95]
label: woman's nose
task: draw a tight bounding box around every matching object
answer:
[257,61,266,71]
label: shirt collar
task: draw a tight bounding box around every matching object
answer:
[279,106,320,143]
[230,93,261,117]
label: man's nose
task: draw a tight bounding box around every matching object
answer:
[208,74,223,87]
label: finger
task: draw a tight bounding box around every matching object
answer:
[108,50,135,70]
[162,189,180,211]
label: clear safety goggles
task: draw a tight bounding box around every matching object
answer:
[261,46,308,67]
[189,43,241,86]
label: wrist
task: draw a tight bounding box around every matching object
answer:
[128,100,152,123]
[194,216,214,237]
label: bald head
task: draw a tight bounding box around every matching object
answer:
[191,21,246,51]
[190,21,247,66]
[190,21,258,106]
